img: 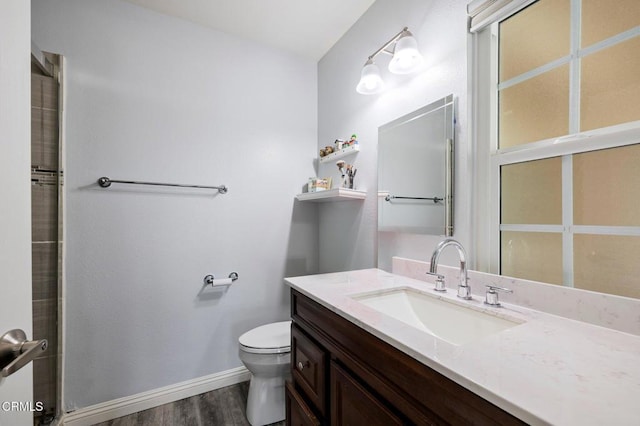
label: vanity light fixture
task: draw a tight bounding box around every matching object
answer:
[356,27,424,95]
[356,59,385,94]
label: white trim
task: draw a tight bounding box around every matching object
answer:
[498,55,571,90]
[499,224,564,233]
[489,23,499,153]
[60,367,250,426]
[569,0,581,135]
[468,0,498,17]
[499,225,640,237]
[467,30,479,268]
[573,226,640,237]
[488,24,500,274]
[497,26,640,92]
[490,155,501,273]
[468,0,537,32]
[562,156,574,287]
[494,122,640,165]
[580,26,640,57]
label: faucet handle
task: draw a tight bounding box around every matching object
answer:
[484,285,513,307]
[426,272,446,292]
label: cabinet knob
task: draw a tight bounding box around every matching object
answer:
[297,360,309,371]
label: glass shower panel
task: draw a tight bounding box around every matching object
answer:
[580,36,640,132]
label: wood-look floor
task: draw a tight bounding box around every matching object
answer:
[93,382,285,426]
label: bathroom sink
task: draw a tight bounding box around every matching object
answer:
[351,288,521,346]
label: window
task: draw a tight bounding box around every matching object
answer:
[472,0,640,298]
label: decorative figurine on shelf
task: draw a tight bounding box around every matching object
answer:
[336,160,357,189]
[324,145,334,155]
[347,134,358,147]
[334,139,345,151]
[319,148,327,157]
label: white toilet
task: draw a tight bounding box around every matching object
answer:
[238,321,291,426]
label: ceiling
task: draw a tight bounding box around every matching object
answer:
[122,0,376,61]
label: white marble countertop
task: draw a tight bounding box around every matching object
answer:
[285,268,640,426]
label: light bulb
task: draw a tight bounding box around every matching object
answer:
[356,60,384,95]
[388,32,424,75]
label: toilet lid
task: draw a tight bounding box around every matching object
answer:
[239,321,291,354]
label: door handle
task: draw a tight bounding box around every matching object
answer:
[0,329,48,377]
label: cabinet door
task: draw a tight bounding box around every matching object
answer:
[330,361,403,426]
[286,381,321,426]
[292,323,327,415]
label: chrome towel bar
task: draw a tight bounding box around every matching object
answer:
[385,194,442,203]
[97,177,227,194]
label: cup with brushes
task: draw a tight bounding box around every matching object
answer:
[336,160,357,189]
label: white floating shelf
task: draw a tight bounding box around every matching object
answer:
[296,188,366,202]
[319,145,360,163]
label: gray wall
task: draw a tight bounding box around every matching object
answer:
[32,0,318,410]
[317,0,470,272]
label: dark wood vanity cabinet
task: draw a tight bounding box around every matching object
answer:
[286,380,321,426]
[330,361,404,426]
[286,289,527,426]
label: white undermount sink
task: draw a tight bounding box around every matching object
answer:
[351,287,522,346]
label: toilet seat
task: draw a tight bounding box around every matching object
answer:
[239,321,291,354]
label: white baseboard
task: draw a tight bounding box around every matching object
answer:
[60,366,250,426]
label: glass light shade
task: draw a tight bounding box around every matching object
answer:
[388,34,424,74]
[356,60,384,94]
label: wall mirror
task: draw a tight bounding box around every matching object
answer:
[378,94,455,236]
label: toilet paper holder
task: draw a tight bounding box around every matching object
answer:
[204,272,239,287]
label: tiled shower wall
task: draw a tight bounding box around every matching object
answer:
[31,66,61,425]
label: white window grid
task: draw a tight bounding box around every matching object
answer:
[487,0,640,286]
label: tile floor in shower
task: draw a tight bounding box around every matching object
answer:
[93,381,285,426]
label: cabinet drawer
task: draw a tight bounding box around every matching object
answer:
[330,361,403,426]
[291,323,327,416]
[286,381,321,426]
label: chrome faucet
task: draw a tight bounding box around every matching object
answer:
[429,238,471,300]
